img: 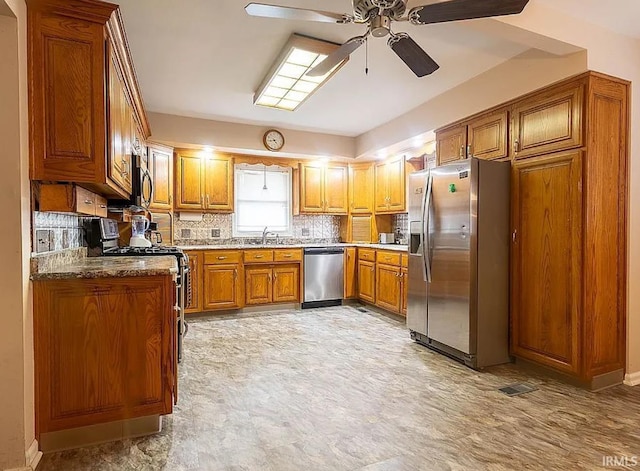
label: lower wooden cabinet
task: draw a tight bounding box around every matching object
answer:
[376,263,402,313]
[203,264,242,310]
[246,264,300,305]
[33,276,176,435]
[185,251,203,314]
[344,247,357,299]
[401,267,408,315]
[357,260,376,304]
[273,265,300,303]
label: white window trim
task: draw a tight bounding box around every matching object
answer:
[232,163,293,237]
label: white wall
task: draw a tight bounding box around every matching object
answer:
[0,0,37,468]
[149,112,357,160]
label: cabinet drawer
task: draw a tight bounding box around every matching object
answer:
[377,251,401,267]
[95,195,108,218]
[244,250,274,263]
[76,187,96,215]
[273,249,302,262]
[358,248,376,262]
[204,251,242,265]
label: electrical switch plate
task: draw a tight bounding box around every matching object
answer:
[211,229,221,238]
[302,228,310,237]
[36,230,52,253]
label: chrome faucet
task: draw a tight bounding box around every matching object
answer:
[262,226,275,245]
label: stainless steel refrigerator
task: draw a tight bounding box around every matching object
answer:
[407,158,511,369]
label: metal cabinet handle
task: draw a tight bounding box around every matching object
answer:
[255,255,264,259]
[99,204,107,209]
[207,195,210,206]
[217,256,227,260]
[169,195,173,205]
[234,269,238,279]
[512,230,517,243]
[459,146,464,158]
[283,254,292,258]
[513,139,520,154]
[467,144,472,158]
[84,199,93,205]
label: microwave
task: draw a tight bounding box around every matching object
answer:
[110,142,153,209]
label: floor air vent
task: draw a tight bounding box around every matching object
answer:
[356,307,369,313]
[499,383,537,397]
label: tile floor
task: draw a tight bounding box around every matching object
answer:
[39,306,640,470]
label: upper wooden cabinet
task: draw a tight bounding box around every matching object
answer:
[299,163,348,214]
[174,150,233,212]
[436,125,467,165]
[467,110,509,161]
[512,82,584,160]
[374,156,406,214]
[28,0,150,198]
[349,163,374,214]
[149,143,174,211]
[436,110,508,164]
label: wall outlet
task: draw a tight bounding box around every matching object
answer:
[36,230,52,253]
[180,228,191,239]
[211,228,221,238]
[301,228,310,237]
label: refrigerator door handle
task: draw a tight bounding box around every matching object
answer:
[423,174,433,283]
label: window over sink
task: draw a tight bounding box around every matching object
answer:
[233,164,292,237]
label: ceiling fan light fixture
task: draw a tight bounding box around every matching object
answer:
[253,34,348,112]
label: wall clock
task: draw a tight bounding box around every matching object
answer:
[263,129,285,152]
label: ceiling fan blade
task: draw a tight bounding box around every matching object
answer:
[388,33,439,78]
[245,3,352,24]
[306,35,367,77]
[409,0,530,25]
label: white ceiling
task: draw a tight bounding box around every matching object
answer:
[536,0,640,39]
[117,0,529,137]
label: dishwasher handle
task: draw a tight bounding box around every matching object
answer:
[303,247,345,255]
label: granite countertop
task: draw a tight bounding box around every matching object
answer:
[177,243,409,252]
[31,255,178,281]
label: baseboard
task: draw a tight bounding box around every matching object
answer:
[624,371,640,386]
[2,439,42,471]
[26,439,42,470]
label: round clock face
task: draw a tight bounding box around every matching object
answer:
[263,129,285,151]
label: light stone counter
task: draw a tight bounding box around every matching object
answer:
[177,243,408,252]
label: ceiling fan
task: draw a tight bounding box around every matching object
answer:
[245,0,531,77]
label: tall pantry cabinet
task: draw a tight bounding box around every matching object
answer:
[511,74,628,389]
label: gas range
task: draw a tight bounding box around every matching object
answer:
[103,246,186,256]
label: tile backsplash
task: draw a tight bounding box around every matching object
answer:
[174,213,341,245]
[32,212,86,254]
[392,213,408,239]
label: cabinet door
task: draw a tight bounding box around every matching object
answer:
[324,165,349,214]
[374,162,389,212]
[149,144,173,210]
[108,51,129,194]
[344,247,357,299]
[185,251,203,314]
[175,153,204,210]
[376,264,401,313]
[203,264,242,310]
[29,12,107,185]
[386,156,406,212]
[436,125,467,165]
[349,164,374,213]
[300,164,325,213]
[511,151,582,375]
[204,156,233,211]
[467,110,508,160]
[512,82,584,160]
[401,267,408,316]
[357,260,376,304]
[33,276,174,433]
[272,265,300,303]
[245,267,273,305]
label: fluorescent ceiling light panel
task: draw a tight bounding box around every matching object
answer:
[254,34,348,112]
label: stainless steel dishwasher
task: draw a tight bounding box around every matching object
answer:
[302,247,345,309]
